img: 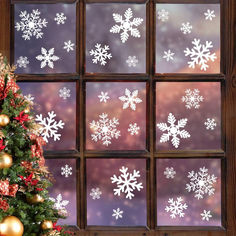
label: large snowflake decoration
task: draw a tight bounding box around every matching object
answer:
[61,164,72,178]
[126,56,138,67]
[110,8,143,43]
[163,50,175,62]
[89,43,112,66]
[17,56,29,68]
[164,167,176,179]
[112,208,123,220]
[186,166,217,200]
[90,188,102,200]
[157,9,169,22]
[36,47,59,69]
[204,118,217,130]
[119,88,142,111]
[111,166,143,200]
[98,91,110,103]
[184,38,217,71]
[90,113,121,146]
[201,210,212,221]
[128,123,140,135]
[35,111,65,143]
[63,40,75,52]
[180,22,192,34]
[59,87,71,100]
[49,194,69,210]
[165,197,188,219]
[15,9,48,40]
[204,9,216,21]
[54,13,67,25]
[157,113,190,148]
[182,89,204,109]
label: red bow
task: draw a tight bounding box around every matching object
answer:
[19,173,38,186]
[14,111,29,129]
[0,180,18,197]
[0,139,6,151]
[53,222,62,232]
[0,75,19,100]
[0,198,9,212]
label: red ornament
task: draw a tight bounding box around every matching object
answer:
[0,75,19,100]
[0,180,18,197]
[14,111,30,129]
[0,198,9,212]
[0,139,6,151]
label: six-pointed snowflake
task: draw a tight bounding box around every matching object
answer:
[165,197,188,219]
[15,9,48,40]
[157,113,190,148]
[186,166,217,200]
[90,187,102,200]
[54,13,67,25]
[157,9,169,22]
[201,210,212,221]
[110,8,143,43]
[49,194,69,210]
[204,118,217,130]
[112,208,123,220]
[36,47,59,69]
[61,164,72,178]
[184,38,217,71]
[98,91,110,103]
[63,40,75,52]
[164,167,176,179]
[204,9,216,21]
[111,166,143,200]
[119,88,142,111]
[180,22,192,34]
[128,123,140,135]
[126,56,138,67]
[89,43,112,66]
[24,94,35,102]
[90,113,121,146]
[35,111,65,143]
[182,89,204,109]
[59,87,71,100]
[17,56,29,68]
[163,50,175,61]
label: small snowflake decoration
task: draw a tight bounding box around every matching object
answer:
[63,40,75,52]
[15,9,48,40]
[49,194,69,210]
[24,94,34,102]
[157,9,169,22]
[17,56,29,68]
[110,8,143,43]
[201,210,212,221]
[90,187,102,200]
[186,166,217,200]
[54,13,67,25]
[61,164,72,178]
[59,87,71,100]
[126,56,138,67]
[165,197,188,219]
[98,91,110,103]
[128,123,140,136]
[89,43,112,66]
[164,167,176,179]
[204,9,216,21]
[157,113,190,148]
[163,50,175,62]
[35,111,65,143]
[36,47,59,69]
[182,89,204,109]
[111,166,143,200]
[180,22,192,34]
[112,208,123,220]
[204,118,217,130]
[90,113,121,146]
[184,38,217,71]
[119,88,142,111]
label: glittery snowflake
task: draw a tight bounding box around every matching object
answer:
[126,56,138,67]
[35,111,65,143]
[111,166,143,200]
[54,13,67,25]
[90,113,121,146]
[110,8,143,43]
[89,43,112,66]
[59,87,71,100]
[204,9,216,21]
[61,164,72,178]
[164,167,176,179]
[204,118,217,130]
[157,9,169,22]
[182,89,204,109]
[184,38,217,71]
[163,50,175,61]
[90,188,102,200]
[36,47,59,69]
[63,40,75,52]
[165,197,188,219]
[186,166,217,200]
[98,91,110,103]
[201,210,212,221]
[128,123,140,135]
[49,194,69,210]
[15,9,48,40]
[157,113,190,148]
[16,56,29,68]
[112,208,123,220]
[180,22,192,34]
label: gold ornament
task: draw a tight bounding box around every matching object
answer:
[41,220,53,230]
[26,194,44,204]
[0,152,13,169]
[0,114,10,127]
[0,216,24,236]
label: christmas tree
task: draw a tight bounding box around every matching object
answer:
[0,54,73,236]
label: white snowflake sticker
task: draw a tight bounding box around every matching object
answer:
[110,8,143,43]
[165,197,188,219]
[128,123,140,135]
[49,194,69,210]
[36,47,59,69]
[201,210,212,221]
[157,9,169,22]
[24,94,34,102]
[164,167,176,179]
[126,56,138,67]
[111,166,143,200]
[204,9,216,21]
[54,13,67,25]
[61,164,72,178]
[180,22,192,34]
[63,40,75,52]
[98,91,110,103]
[90,187,102,200]
[17,56,29,68]
[112,208,123,220]
[182,89,204,109]
[163,50,175,62]
[59,87,71,100]
[204,118,217,130]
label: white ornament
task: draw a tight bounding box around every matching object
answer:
[17,56,29,68]
[54,13,67,25]
[165,197,188,219]
[36,47,59,69]
[204,118,217,130]
[184,38,217,71]
[186,166,217,200]
[128,123,140,135]
[63,40,75,52]
[180,22,192,34]
[111,166,143,200]
[15,9,48,40]
[90,113,121,146]
[24,94,34,102]
[204,9,216,21]
[164,167,176,179]
[182,89,204,109]
[59,87,71,100]
[126,56,138,67]
[157,113,190,148]
[49,194,69,210]
[201,210,212,221]
[163,50,175,62]
[98,91,110,103]
[112,208,123,220]
[90,187,102,200]
[157,9,169,22]
[110,8,143,43]
[35,111,65,143]
[61,164,72,178]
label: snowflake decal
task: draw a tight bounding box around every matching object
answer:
[112,208,123,220]
[180,22,192,34]
[111,166,143,200]
[204,118,217,130]
[165,197,188,219]
[201,210,212,221]
[128,123,140,135]
[119,88,142,111]
[98,91,110,103]
[126,56,138,67]
[49,194,69,210]
[164,167,176,179]
[35,111,65,143]
[204,9,216,21]
[184,38,217,71]
[59,87,71,100]
[61,164,72,178]
[90,187,102,200]
[90,113,121,146]
[157,9,169,22]
[54,13,67,25]
[17,56,29,68]
[36,47,59,69]
[163,50,175,62]
[157,113,190,148]
[186,166,217,200]
[15,9,48,40]
[182,89,204,109]
[89,43,112,66]
[63,40,75,52]
[24,94,34,102]
[110,8,143,43]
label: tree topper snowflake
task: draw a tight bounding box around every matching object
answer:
[111,166,143,200]
[36,47,59,69]
[165,197,188,219]
[110,8,143,43]
[90,187,102,200]
[61,164,72,178]
[164,167,176,179]
[182,89,204,109]
[49,194,69,210]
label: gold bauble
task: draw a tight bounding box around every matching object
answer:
[26,194,44,204]
[0,152,13,169]
[0,114,10,127]
[0,216,24,236]
[41,220,53,230]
